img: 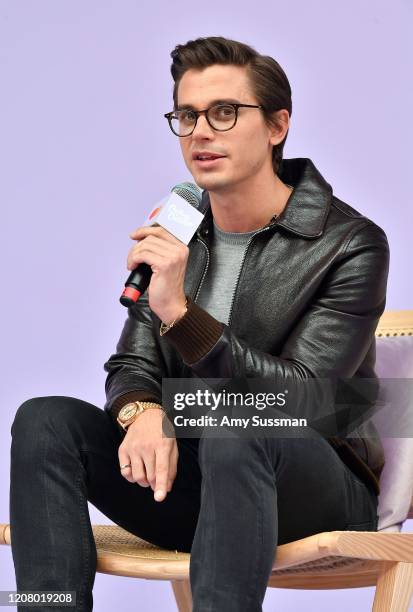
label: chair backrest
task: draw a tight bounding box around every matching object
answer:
[373,310,413,532]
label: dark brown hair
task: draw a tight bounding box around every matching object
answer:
[170,36,292,174]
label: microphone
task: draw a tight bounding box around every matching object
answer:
[119,182,205,308]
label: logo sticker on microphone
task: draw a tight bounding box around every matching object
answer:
[143,192,204,244]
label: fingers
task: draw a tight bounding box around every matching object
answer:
[132,455,152,488]
[127,236,170,271]
[127,247,168,273]
[118,446,151,487]
[118,447,135,484]
[153,448,169,502]
[154,441,177,502]
[139,448,157,491]
[119,438,178,502]
[129,225,181,245]
[127,236,188,273]
[118,446,132,480]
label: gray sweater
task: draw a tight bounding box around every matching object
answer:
[196,219,258,324]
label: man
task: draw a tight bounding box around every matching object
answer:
[10,36,389,612]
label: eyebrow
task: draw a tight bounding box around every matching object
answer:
[176,98,242,111]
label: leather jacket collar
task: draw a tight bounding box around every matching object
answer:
[196,157,333,240]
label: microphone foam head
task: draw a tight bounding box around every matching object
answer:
[172,182,203,209]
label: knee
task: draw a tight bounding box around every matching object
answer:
[11,396,83,438]
[12,397,49,435]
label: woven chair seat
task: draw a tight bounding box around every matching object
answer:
[93,525,189,561]
[93,524,372,577]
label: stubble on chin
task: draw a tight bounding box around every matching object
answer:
[193,173,230,193]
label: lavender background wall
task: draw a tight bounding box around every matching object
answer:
[1,1,411,610]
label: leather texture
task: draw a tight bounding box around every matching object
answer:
[103,157,390,495]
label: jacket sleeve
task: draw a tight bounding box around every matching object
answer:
[103,292,165,425]
[164,221,390,393]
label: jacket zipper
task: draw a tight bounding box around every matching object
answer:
[193,237,210,302]
[194,219,277,325]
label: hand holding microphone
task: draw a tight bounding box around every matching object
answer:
[126,225,189,324]
[119,182,206,324]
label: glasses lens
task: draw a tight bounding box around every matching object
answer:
[208,104,236,130]
[170,110,196,136]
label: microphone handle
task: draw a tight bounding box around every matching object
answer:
[119,263,152,307]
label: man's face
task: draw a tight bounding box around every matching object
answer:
[176,64,282,193]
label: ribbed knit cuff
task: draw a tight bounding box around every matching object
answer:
[161,296,224,365]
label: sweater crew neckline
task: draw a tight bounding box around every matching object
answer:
[212,219,259,245]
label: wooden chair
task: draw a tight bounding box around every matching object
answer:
[2,310,413,611]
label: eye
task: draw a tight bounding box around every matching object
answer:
[212,105,236,119]
[179,110,196,124]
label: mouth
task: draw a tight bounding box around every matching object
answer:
[192,152,226,168]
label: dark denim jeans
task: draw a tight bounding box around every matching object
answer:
[9,396,378,612]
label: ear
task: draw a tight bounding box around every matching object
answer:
[268,109,290,146]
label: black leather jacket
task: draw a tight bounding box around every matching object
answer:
[104,157,390,495]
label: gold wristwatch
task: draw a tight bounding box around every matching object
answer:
[116,401,163,431]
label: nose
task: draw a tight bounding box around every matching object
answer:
[192,113,215,139]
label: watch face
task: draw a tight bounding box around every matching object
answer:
[119,403,138,421]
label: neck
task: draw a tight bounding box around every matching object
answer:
[208,168,293,233]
